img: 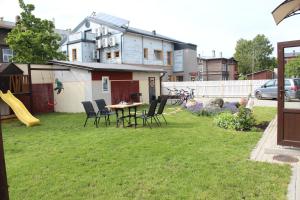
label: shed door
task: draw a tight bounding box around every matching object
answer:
[278,40,300,147]
[148,77,156,102]
[111,81,139,104]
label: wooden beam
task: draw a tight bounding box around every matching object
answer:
[28,64,33,113]
[30,68,70,71]
[0,113,9,200]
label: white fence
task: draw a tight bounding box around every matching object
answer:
[162,80,269,98]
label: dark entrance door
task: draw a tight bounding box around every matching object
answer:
[111,80,139,104]
[278,40,300,147]
[148,77,156,103]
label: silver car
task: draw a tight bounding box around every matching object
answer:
[255,79,300,101]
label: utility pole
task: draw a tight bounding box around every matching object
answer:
[0,112,9,200]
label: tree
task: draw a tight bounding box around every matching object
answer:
[285,56,300,78]
[234,34,276,75]
[6,0,65,64]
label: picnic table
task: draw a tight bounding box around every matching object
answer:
[106,102,143,128]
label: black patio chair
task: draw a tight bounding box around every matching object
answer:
[155,95,168,125]
[81,101,99,128]
[137,99,159,128]
[95,99,115,126]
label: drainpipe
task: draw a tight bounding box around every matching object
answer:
[160,72,167,96]
[142,36,144,65]
[121,34,124,64]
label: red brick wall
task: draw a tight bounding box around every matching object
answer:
[92,71,132,80]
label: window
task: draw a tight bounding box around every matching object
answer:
[144,48,148,59]
[167,51,173,65]
[114,51,120,58]
[72,49,77,61]
[285,80,291,86]
[154,50,163,60]
[2,48,13,63]
[176,76,183,82]
[102,76,109,93]
[191,76,196,81]
[222,64,228,71]
[265,80,275,88]
[106,52,111,59]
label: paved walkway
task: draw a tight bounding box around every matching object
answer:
[250,117,300,200]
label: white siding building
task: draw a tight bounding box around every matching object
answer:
[60,13,198,81]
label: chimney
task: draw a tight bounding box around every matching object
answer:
[212,50,215,58]
[219,52,223,58]
[0,17,3,21]
[15,15,20,23]
[152,30,156,35]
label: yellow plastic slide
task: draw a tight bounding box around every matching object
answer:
[0,90,40,127]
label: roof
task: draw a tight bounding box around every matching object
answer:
[49,60,165,73]
[246,69,274,76]
[0,20,15,29]
[74,12,195,45]
[0,63,23,74]
[198,57,237,62]
[126,27,183,44]
[272,0,300,25]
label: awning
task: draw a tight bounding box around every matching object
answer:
[272,0,300,25]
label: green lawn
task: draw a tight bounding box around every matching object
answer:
[2,106,290,200]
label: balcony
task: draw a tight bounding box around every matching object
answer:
[68,32,96,43]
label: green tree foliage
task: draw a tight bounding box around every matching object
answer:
[234,34,276,75]
[6,0,65,64]
[285,56,300,78]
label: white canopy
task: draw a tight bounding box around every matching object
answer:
[272,0,300,25]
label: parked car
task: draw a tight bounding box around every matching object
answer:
[255,79,300,101]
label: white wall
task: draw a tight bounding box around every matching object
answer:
[92,80,111,104]
[53,67,92,113]
[16,64,54,84]
[133,72,161,104]
[162,80,269,98]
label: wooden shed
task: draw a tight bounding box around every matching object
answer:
[246,69,274,80]
[50,61,165,113]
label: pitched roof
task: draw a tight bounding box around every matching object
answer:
[49,60,165,73]
[0,20,15,29]
[74,12,195,45]
[0,63,23,74]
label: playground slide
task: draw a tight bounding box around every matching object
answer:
[0,90,40,127]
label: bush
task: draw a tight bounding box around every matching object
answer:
[214,106,256,131]
[214,112,236,129]
[234,106,256,131]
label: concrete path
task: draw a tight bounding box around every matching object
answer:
[250,117,300,200]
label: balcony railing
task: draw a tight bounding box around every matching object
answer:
[68,32,96,42]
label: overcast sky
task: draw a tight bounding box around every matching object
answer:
[1,0,300,57]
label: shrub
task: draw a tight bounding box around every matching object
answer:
[214,106,256,131]
[234,106,256,131]
[214,112,236,129]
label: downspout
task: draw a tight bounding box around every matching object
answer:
[142,36,144,65]
[160,72,167,96]
[121,34,124,64]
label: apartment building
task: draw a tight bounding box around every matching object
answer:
[0,18,14,63]
[196,54,238,81]
[60,13,198,81]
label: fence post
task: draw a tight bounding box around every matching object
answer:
[0,113,9,200]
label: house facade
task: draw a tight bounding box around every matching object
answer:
[60,13,197,82]
[0,19,14,63]
[196,56,238,81]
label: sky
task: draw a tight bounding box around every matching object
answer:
[1,0,300,58]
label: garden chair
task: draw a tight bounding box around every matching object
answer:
[95,99,115,126]
[155,95,168,125]
[137,99,159,128]
[81,101,99,128]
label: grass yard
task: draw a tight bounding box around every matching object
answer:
[2,106,290,200]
